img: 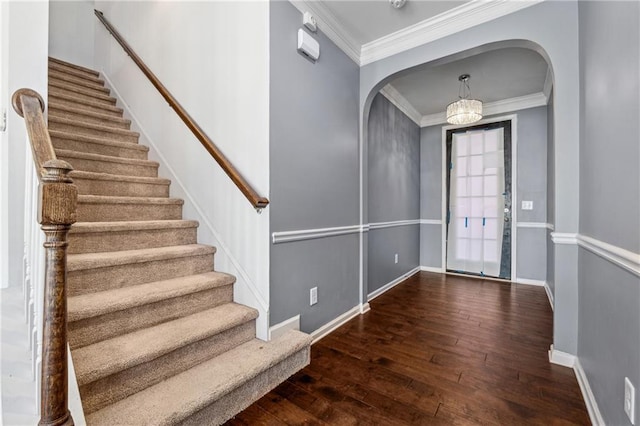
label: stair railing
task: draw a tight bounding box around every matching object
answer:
[94,9,269,212]
[12,88,76,426]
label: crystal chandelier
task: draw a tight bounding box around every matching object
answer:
[446,74,483,125]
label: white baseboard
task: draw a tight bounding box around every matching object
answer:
[544,282,554,311]
[310,305,362,344]
[548,345,576,368]
[549,346,604,425]
[367,266,420,301]
[269,315,300,341]
[360,302,371,314]
[420,266,444,273]
[515,277,545,286]
[574,358,606,426]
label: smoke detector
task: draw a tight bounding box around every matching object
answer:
[389,0,407,9]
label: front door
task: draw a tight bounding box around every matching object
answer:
[445,121,512,279]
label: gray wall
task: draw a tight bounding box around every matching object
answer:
[420,125,443,268]
[367,94,420,294]
[546,91,555,297]
[578,2,640,424]
[269,1,360,331]
[359,0,581,355]
[419,107,548,280]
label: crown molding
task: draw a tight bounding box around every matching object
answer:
[420,92,547,127]
[379,84,422,125]
[289,0,361,65]
[360,0,544,66]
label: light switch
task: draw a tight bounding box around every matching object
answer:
[522,201,533,210]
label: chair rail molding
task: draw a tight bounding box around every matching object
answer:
[577,234,640,277]
[551,232,640,277]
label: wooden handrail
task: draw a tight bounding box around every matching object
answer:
[94,9,269,211]
[12,89,76,426]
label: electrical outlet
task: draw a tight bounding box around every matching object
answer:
[625,377,636,424]
[521,200,533,210]
[394,253,398,264]
[310,287,317,306]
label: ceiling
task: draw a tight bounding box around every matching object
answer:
[290,1,550,120]
[388,47,550,117]
[318,0,469,46]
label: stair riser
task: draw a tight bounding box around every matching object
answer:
[68,253,213,296]
[57,155,157,177]
[49,96,122,117]
[76,202,182,222]
[68,226,195,254]
[79,321,255,414]
[49,121,138,144]
[49,63,101,83]
[71,178,169,198]
[48,70,106,92]
[52,137,146,160]
[50,87,116,107]
[49,80,110,97]
[180,348,311,426]
[69,285,233,349]
[49,108,130,129]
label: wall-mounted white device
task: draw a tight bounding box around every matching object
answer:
[303,11,317,32]
[297,29,320,62]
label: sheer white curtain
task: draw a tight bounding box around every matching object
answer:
[446,129,504,277]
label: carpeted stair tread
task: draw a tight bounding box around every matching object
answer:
[48,81,114,103]
[70,171,168,185]
[48,62,103,84]
[67,243,212,272]
[48,103,131,128]
[71,173,170,198]
[49,57,100,77]
[73,303,258,385]
[68,271,234,322]
[48,69,107,92]
[49,129,149,160]
[49,86,116,106]
[86,330,311,425]
[78,194,181,205]
[49,78,110,96]
[49,91,123,115]
[49,119,139,145]
[49,115,139,139]
[70,220,196,234]
[56,149,157,167]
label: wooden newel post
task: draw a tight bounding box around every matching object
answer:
[38,159,77,426]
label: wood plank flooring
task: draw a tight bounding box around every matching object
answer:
[226,272,590,425]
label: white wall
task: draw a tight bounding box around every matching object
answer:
[49,0,95,68]
[93,1,271,339]
[1,1,49,289]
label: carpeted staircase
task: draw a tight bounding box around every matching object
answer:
[47,57,311,425]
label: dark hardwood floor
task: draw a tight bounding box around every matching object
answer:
[227,272,590,425]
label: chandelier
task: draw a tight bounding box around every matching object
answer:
[446,74,483,125]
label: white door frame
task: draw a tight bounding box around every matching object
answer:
[441,114,518,281]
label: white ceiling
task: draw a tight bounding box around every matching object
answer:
[319,0,469,46]
[388,47,550,116]
[290,1,550,121]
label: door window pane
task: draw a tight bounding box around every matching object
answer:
[456,157,467,176]
[470,177,483,196]
[484,175,497,196]
[484,240,498,262]
[456,178,468,196]
[470,219,483,238]
[470,156,483,175]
